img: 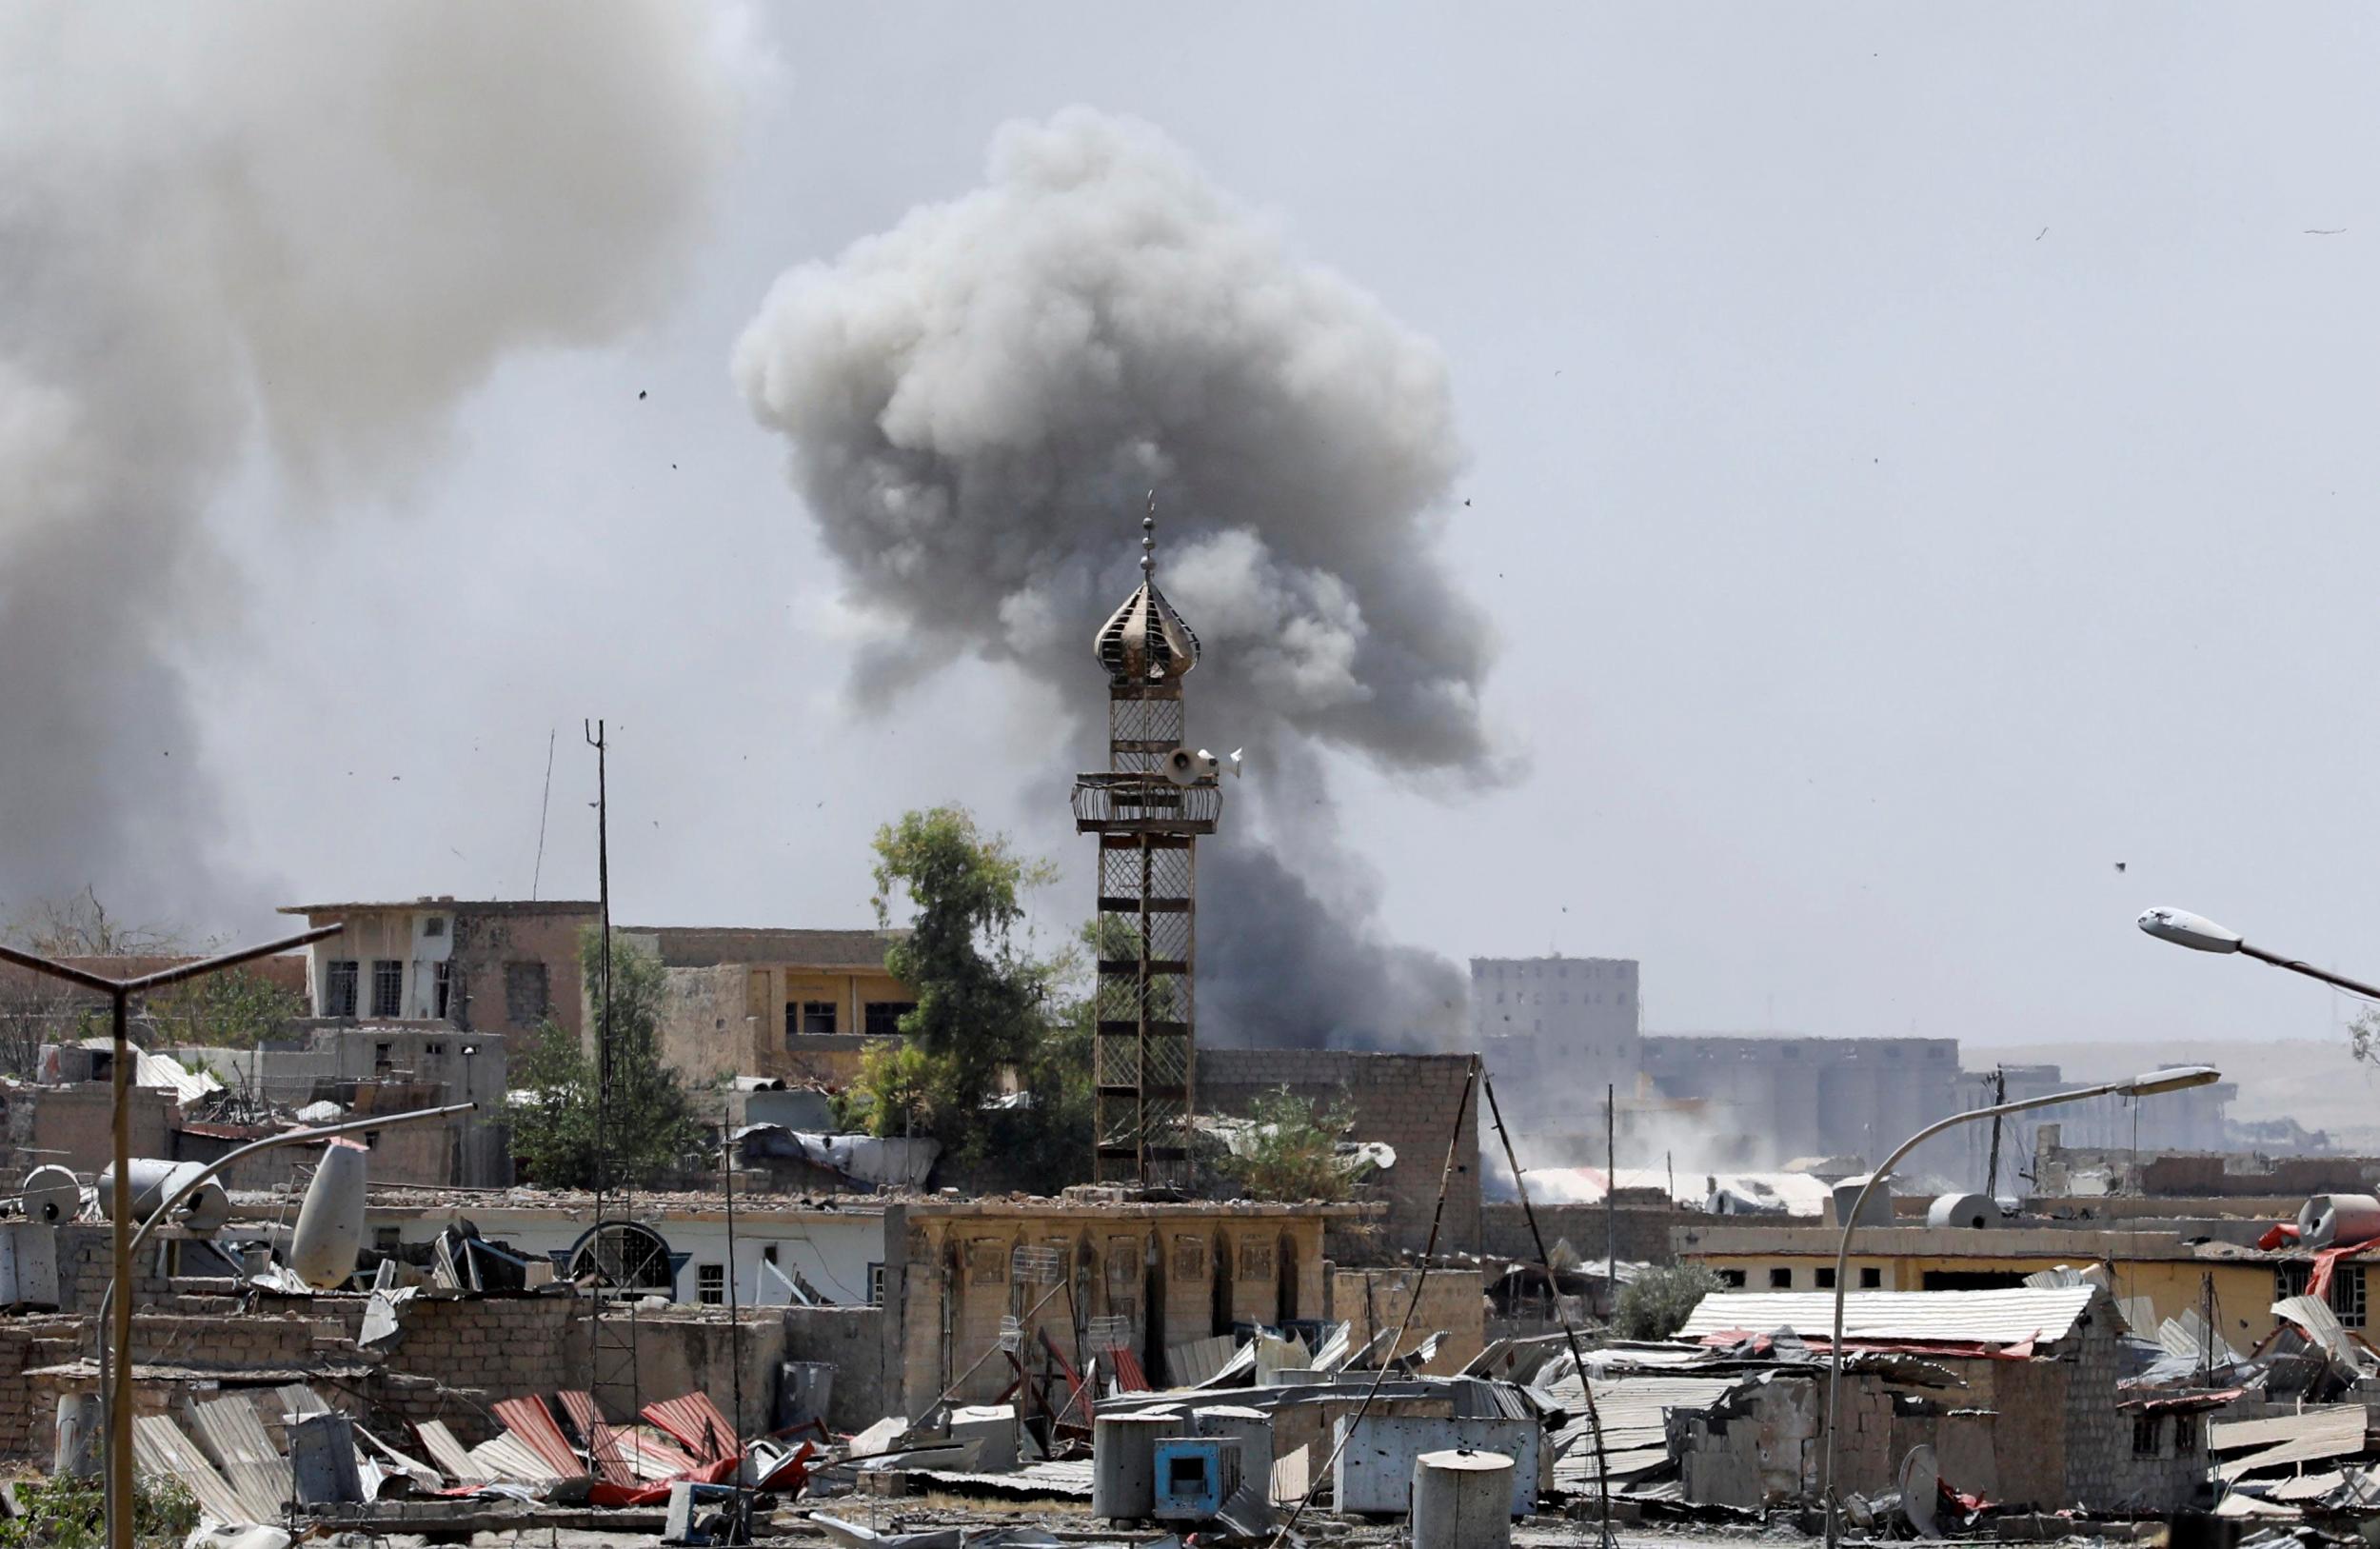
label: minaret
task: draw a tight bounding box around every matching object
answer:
[1071,501,1222,1190]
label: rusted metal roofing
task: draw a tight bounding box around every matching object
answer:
[643,1391,740,1462]
[491,1395,582,1479]
[1677,1287,2096,1347]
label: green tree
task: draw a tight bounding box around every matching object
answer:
[1219,1085,1372,1202]
[147,966,302,1049]
[863,806,1090,1185]
[868,808,1058,1118]
[0,1473,196,1548]
[1611,1262,1724,1340]
[508,928,701,1189]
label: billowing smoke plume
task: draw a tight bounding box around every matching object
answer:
[736,109,1507,1048]
[0,5,735,925]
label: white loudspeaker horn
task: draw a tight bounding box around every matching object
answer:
[289,1141,367,1289]
[1162,746,1218,787]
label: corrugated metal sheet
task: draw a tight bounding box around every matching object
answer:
[192,1397,291,1525]
[276,1384,330,1420]
[555,1389,602,1445]
[1168,1334,1240,1388]
[2214,1406,2370,1454]
[642,1391,739,1462]
[414,1419,478,1481]
[593,1422,699,1481]
[2273,1295,2366,1370]
[2217,1408,2370,1482]
[491,1396,582,1478]
[903,1459,1095,1499]
[1542,1371,1737,1490]
[1677,1287,2095,1346]
[468,1432,561,1482]
[133,1414,251,1527]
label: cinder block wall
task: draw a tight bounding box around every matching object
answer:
[1327,1264,1485,1374]
[1478,1201,1686,1266]
[781,1305,887,1428]
[1199,1049,1479,1261]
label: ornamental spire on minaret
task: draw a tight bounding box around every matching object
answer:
[1094,497,1200,685]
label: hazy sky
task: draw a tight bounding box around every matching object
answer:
[77,5,2380,1057]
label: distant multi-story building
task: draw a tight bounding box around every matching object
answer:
[1469,955,1965,1175]
[278,898,599,1048]
[1470,954,1641,1108]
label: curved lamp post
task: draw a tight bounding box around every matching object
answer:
[2137,906,2380,1000]
[1817,1064,2222,1547]
[94,1101,472,1545]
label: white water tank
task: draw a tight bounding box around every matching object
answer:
[1926,1193,1996,1230]
[1413,1449,1514,1549]
[289,1142,367,1288]
[2298,1194,2380,1250]
[23,1165,80,1224]
[96,1160,230,1235]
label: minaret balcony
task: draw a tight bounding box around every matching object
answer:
[1070,772,1221,834]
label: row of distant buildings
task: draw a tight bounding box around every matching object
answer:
[1471,952,2263,1187]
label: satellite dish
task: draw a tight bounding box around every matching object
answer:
[1897,1443,1940,1538]
[289,1142,367,1288]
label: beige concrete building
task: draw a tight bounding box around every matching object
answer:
[278,898,599,1049]
[628,925,912,1087]
[881,1196,1368,1413]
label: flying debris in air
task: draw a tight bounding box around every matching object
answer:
[2113,862,2127,873]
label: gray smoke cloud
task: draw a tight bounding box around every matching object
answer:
[0,4,737,927]
[736,109,1509,1049]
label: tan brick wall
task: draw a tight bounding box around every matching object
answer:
[1329,1265,1485,1374]
[1199,1050,1479,1261]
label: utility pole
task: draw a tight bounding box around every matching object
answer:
[1605,1082,1616,1297]
[1983,1066,2008,1197]
[585,720,637,1423]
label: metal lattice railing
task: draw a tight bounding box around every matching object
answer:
[1071,773,1220,833]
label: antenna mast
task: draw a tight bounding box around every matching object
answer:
[584,720,640,1423]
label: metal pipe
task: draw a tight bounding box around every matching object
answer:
[1818,1069,2218,1546]
[2237,943,2380,1002]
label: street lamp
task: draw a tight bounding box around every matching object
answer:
[1817,1063,2222,1546]
[2137,906,2380,1000]
[0,923,344,1549]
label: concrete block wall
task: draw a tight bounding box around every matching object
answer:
[1199,1049,1479,1261]
[1479,1201,1687,1266]
[1327,1265,1485,1374]
[782,1306,888,1429]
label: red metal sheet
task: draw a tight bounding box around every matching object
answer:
[490,1396,583,1479]
[555,1390,602,1445]
[586,1450,740,1508]
[642,1391,739,1462]
[1109,1348,1151,1392]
